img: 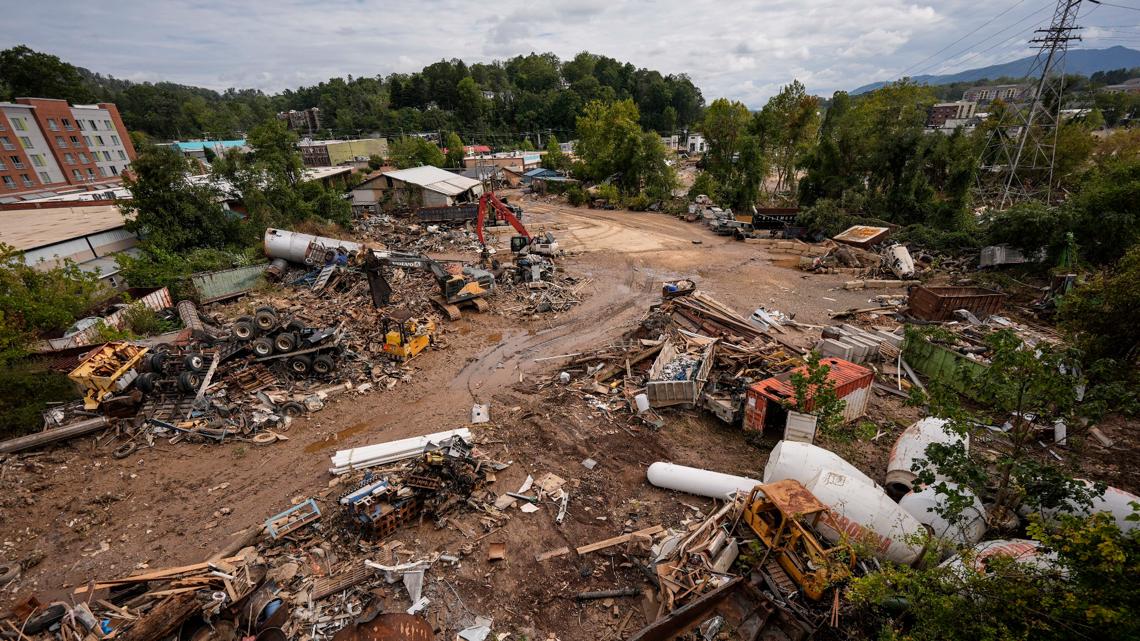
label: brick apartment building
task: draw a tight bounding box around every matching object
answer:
[0,98,136,199]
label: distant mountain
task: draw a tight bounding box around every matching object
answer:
[852,46,1140,94]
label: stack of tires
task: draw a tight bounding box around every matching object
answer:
[134,344,213,395]
[231,306,337,377]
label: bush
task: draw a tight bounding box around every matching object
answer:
[116,245,246,301]
[795,199,860,236]
[0,367,79,439]
[687,171,724,204]
[566,185,589,207]
[1060,245,1140,365]
[594,183,620,204]
[895,223,983,253]
[625,193,651,211]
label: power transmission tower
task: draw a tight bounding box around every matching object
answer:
[977,0,1083,208]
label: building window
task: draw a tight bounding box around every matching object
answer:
[86,168,95,178]
[72,169,82,180]
[110,165,119,175]
[89,120,98,130]
[104,120,112,130]
[2,176,14,189]
[95,135,105,146]
[47,118,59,131]
[79,153,89,163]
[38,171,51,183]
[98,166,108,177]
[0,158,5,170]
[64,153,75,164]
[0,136,13,150]
[78,120,85,131]
[70,135,80,145]
[117,150,127,160]
[19,136,32,149]
[20,173,33,187]
[30,154,45,167]
[111,134,120,146]
[55,136,68,148]
[84,136,93,146]
[62,118,73,130]
[103,151,112,161]
[0,121,6,131]
[11,155,24,169]
[12,118,26,131]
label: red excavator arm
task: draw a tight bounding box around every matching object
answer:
[475,192,530,248]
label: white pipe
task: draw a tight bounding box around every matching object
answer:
[899,482,988,547]
[646,462,761,500]
[329,428,471,475]
[805,469,926,566]
[886,418,967,498]
[763,440,878,489]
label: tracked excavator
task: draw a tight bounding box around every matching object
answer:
[475,191,558,258]
[363,250,494,321]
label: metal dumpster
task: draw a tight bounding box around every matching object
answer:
[647,339,716,408]
[908,285,1005,321]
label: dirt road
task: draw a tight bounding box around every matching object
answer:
[0,201,907,636]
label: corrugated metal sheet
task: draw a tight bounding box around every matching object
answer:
[191,264,268,303]
[745,358,872,432]
[33,287,173,352]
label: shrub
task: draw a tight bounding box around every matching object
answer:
[566,185,589,207]
[625,193,651,211]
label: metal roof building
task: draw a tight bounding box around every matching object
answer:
[352,165,484,211]
[0,203,138,285]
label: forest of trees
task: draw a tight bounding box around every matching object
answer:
[0,46,704,144]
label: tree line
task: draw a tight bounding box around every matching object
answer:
[0,46,704,143]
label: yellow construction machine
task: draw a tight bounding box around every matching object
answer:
[68,341,149,410]
[742,479,855,601]
[381,313,436,362]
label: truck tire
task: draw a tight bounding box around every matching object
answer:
[287,355,312,375]
[311,355,335,375]
[177,370,202,394]
[232,317,257,340]
[273,332,298,353]
[254,309,279,331]
[146,352,167,375]
[251,337,274,357]
[280,401,306,418]
[184,353,207,372]
[136,372,157,394]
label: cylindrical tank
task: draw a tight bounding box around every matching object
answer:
[939,538,1058,575]
[763,440,878,489]
[265,258,289,282]
[1030,480,1140,533]
[263,228,362,265]
[898,482,987,547]
[886,418,967,499]
[805,469,926,566]
[646,462,761,500]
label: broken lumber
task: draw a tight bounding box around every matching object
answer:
[0,417,108,455]
[118,593,199,641]
[576,525,663,555]
[594,344,663,382]
[72,556,244,593]
[534,547,570,562]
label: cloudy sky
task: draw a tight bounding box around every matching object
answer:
[4,0,1137,107]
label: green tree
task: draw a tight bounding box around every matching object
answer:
[757,80,820,195]
[576,99,674,197]
[543,134,569,172]
[1060,244,1140,365]
[0,45,92,102]
[455,76,485,128]
[443,132,466,168]
[120,144,238,252]
[388,136,445,169]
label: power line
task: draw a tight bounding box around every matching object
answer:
[908,2,1058,77]
[1086,0,1140,11]
[896,0,1031,78]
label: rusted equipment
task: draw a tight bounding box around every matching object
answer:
[628,577,811,641]
[330,613,433,641]
[68,341,149,410]
[741,480,854,601]
[907,285,1006,321]
[744,358,872,432]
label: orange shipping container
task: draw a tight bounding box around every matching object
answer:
[744,357,872,433]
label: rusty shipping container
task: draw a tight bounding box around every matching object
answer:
[744,357,872,432]
[908,285,1006,321]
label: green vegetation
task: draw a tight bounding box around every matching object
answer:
[443,132,466,168]
[848,512,1140,641]
[574,99,675,200]
[388,136,446,169]
[542,134,570,172]
[785,351,848,440]
[0,46,703,143]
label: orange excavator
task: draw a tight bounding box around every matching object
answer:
[475,192,558,258]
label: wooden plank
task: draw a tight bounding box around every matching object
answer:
[576,525,663,555]
[534,547,570,562]
[72,556,244,593]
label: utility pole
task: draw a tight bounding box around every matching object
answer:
[978,0,1083,208]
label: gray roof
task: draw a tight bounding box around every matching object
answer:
[382,166,482,196]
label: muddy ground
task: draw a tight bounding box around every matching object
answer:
[1,196,1135,639]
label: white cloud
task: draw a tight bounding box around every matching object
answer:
[2,0,1135,107]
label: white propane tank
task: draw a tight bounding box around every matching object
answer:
[646,462,761,500]
[898,482,988,547]
[940,539,1058,575]
[1030,481,1140,533]
[885,244,915,279]
[805,469,926,566]
[886,418,967,498]
[763,440,878,489]
[263,228,362,265]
